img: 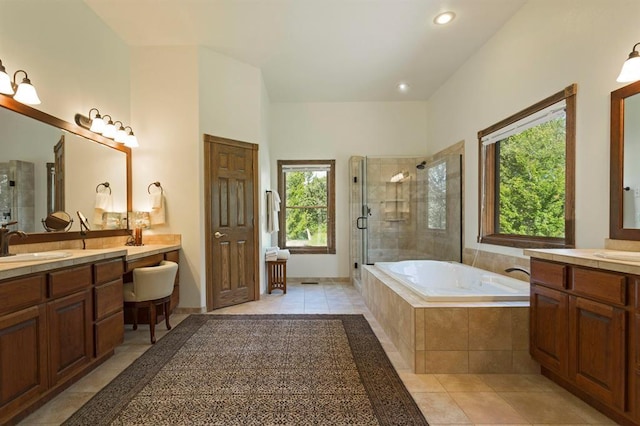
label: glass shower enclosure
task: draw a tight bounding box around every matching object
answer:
[349,152,463,285]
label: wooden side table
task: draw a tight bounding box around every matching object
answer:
[267,260,287,294]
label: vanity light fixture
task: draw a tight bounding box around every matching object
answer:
[12,70,41,105]
[101,115,116,139]
[617,42,640,83]
[433,11,455,25]
[88,108,105,133]
[0,60,14,95]
[113,121,127,143]
[123,126,139,148]
[74,109,139,147]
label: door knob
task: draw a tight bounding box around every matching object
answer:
[214,231,227,239]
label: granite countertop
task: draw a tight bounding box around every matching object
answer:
[0,244,181,280]
[524,248,640,275]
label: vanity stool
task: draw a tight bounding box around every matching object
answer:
[123,260,178,343]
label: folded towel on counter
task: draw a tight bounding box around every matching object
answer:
[265,246,280,261]
[276,249,290,260]
[149,192,166,225]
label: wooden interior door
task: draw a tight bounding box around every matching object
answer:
[205,135,259,310]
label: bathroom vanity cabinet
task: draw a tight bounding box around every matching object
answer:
[0,255,125,425]
[529,257,637,424]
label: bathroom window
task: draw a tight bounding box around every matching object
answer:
[277,160,336,254]
[478,84,576,248]
[427,161,447,230]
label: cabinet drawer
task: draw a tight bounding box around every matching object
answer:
[0,275,45,315]
[95,310,124,357]
[94,279,123,320]
[48,265,92,298]
[126,253,164,272]
[94,259,124,285]
[572,267,626,306]
[531,259,567,289]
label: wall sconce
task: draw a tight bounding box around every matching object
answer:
[113,121,127,143]
[0,60,41,105]
[12,70,41,105]
[101,115,116,138]
[123,126,139,148]
[0,60,13,95]
[88,108,105,133]
[617,42,640,83]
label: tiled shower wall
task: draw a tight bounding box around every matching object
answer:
[350,142,463,283]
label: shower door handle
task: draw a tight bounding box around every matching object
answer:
[356,216,367,230]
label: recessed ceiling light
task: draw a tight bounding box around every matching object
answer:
[434,11,455,25]
[398,83,409,93]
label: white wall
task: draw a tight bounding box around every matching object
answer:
[0,0,129,125]
[130,47,201,308]
[426,0,640,257]
[269,102,428,278]
[198,47,272,294]
[130,47,271,309]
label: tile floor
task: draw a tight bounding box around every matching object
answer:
[19,280,616,425]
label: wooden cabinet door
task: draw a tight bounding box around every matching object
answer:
[570,296,626,410]
[47,290,93,386]
[530,284,569,375]
[0,305,47,423]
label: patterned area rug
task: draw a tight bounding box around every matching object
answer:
[64,314,428,425]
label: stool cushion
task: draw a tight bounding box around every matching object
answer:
[125,260,178,303]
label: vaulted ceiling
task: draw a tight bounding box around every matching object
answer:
[84,0,526,102]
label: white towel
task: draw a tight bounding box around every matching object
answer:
[276,249,290,260]
[266,191,281,233]
[93,192,112,226]
[149,192,163,209]
[149,193,166,225]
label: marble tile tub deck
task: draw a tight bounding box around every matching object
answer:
[361,265,538,375]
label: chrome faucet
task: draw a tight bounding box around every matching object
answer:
[0,221,27,257]
[505,266,530,276]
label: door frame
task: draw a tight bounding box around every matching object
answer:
[204,134,260,311]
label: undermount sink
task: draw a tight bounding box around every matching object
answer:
[593,251,640,262]
[0,251,73,263]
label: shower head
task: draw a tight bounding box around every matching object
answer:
[416,161,426,170]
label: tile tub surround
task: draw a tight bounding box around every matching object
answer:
[361,264,538,374]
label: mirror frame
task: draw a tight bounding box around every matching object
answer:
[610,80,640,240]
[0,94,132,244]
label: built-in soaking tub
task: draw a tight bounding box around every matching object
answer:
[360,261,536,374]
[375,260,529,302]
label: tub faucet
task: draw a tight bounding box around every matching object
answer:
[0,221,27,257]
[504,266,530,276]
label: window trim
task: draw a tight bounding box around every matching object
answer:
[277,159,336,254]
[477,84,576,249]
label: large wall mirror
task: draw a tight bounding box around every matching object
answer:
[0,94,131,243]
[610,80,640,240]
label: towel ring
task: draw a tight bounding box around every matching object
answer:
[96,182,111,194]
[148,181,163,194]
